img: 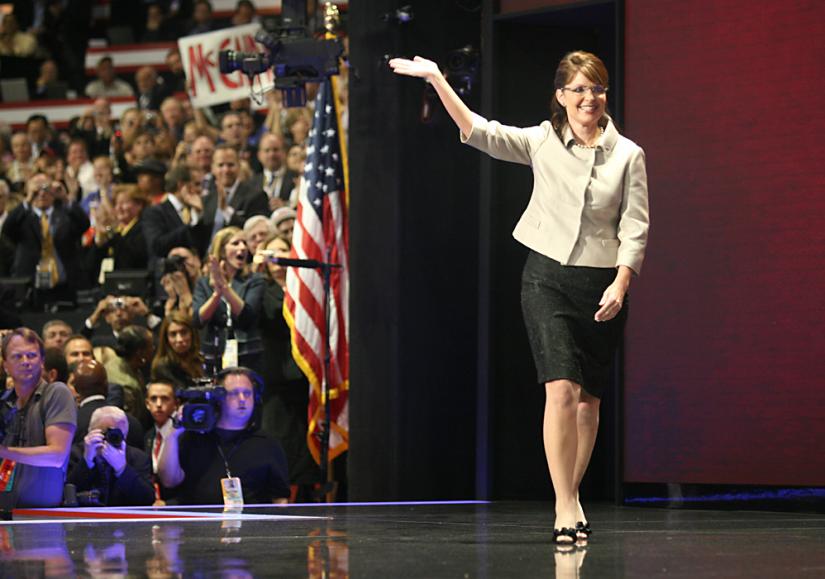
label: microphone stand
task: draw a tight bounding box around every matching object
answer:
[268,253,340,500]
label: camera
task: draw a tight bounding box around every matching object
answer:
[104,427,124,448]
[112,297,127,309]
[177,379,227,433]
[218,25,343,107]
[160,254,188,277]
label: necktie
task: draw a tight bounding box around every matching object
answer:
[266,172,276,197]
[153,431,163,463]
[181,205,191,225]
[38,212,59,287]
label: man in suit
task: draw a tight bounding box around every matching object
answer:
[144,380,179,505]
[1,173,90,302]
[134,66,170,112]
[67,405,154,506]
[142,165,215,261]
[69,358,144,450]
[206,144,269,229]
[246,132,299,212]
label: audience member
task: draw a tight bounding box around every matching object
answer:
[249,133,298,211]
[42,319,72,351]
[83,294,159,349]
[231,0,257,26]
[258,234,319,496]
[157,367,290,504]
[81,156,115,217]
[64,334,96,366]
[27,114,63,159]
[0,328,76,507]
[133,158,167,205]
[70,358,144,449]
[159,246,202,317]
[193,227,265,375]
[43,346,69,386]
[0,13,37,56]
[187,0,216,35]
[143,164,215,261]
[67,406,154,506]
[160,97,186,143]
[95,185,150,270]
[144,380,179,505]
[208,144,269,228]
[6,132,35,190]
[65,138,97,198]
[1,173,90,301]
[244,215,274,267]
[141,3,174,42]
[135,66,168,112]
[34,59,63,100]
[270,206,296,242]
[104,325,155,427]
[161,48,187,94]
[85,56,135,99]
[151,312,205,386]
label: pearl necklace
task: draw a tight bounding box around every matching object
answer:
[573,126,605,149]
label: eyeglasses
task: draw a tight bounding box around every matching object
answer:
[562,85,608,96]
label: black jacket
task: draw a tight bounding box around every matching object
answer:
[67,442,155,506]
[142,196,214,260]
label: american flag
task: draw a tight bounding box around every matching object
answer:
[284,77,349,465]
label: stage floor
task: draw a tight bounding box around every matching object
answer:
[1,501,824,577]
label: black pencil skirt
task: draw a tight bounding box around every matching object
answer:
[520,250,628,399]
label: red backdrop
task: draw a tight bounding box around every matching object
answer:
[623,0,825,485]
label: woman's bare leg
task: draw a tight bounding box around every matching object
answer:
[544,379,581,540]
[573,391,601,532]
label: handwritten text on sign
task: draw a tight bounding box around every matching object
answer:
[178,24,274,108]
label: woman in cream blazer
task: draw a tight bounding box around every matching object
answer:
[391,51,649,546]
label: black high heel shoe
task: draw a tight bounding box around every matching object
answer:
[575,521,592,539]
[553,527,578,545]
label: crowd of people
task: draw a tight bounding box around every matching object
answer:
[0,0,346,508]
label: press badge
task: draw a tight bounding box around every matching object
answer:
[222,338,239,369]
[0,459,17,492]
[221,476,244,508]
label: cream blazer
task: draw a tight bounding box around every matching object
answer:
[462,115,649,274]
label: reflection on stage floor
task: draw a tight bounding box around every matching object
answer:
[1,501,824,577]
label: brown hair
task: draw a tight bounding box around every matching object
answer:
[1,327,45,359]
[112,184,149,209]
[152,312,204,381]
[550,51,611,135]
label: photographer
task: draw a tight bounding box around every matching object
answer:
[157,367,289,505]
[83,295,161,349]
[67,406,154,506]
[1,173,90,302]
[159,247,202,318]
[0,328,77,508]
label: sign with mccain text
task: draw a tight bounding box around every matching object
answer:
[178,24,274,108]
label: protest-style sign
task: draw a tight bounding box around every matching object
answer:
[178,24,274,108]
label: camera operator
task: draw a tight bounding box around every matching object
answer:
[157,367,289,505]
[0,328,77,508]
[67,406,154,506]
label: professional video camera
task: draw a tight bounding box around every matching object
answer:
[177,378,227,434]
[218,23,343,107]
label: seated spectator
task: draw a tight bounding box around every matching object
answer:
[1,173,90,301]
[6,132,35,191]
[159,246,202,317]
[270,207,296,242]
[193,227,265,375]
[85,56,135,99]
[143,164,215,262]
[144,380,179,505]
[0,328,77,508]
[151,312,205,386]
[157,367,290,504]
[187,0,216,35]
[84,294,160,347]
[231,0,258,26]
[33,59,63,100]
[42,319,72,351]
[67,406,154,506]
[70,358,144,449]
[95,185,150,271]
[141,3,174,42]
[161,48,186,94]
[103,325,155,428]
[135,66,168,112]
[0,13,37,57]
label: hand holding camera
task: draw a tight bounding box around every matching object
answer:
[83,428,126,475]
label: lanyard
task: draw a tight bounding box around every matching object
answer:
[215,435,243,478]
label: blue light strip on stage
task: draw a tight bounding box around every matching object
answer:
[625,487,825,504]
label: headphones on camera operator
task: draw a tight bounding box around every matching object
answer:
[176,366,264,434]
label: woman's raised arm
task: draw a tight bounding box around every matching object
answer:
[389,56,475,138]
